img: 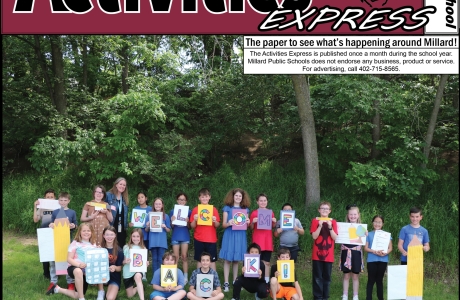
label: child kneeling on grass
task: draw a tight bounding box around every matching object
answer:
[231,242,269,300]
[150,251,187,300]
[187,252,224,300]
[123,228,149,300]
[51,222,96,300]
[269,248,303,300]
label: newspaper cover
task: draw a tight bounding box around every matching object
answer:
[2,1,458,298]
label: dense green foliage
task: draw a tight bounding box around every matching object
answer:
[3,35,458,201]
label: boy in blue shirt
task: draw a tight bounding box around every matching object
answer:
[397,206,430,265]
[150,251,186,300]
[46,192,78,295]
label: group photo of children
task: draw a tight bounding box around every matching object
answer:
[34,177,430,300]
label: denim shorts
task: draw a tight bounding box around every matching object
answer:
[150,290,176,299]
[171,240,190,245]
[107,279,120,288]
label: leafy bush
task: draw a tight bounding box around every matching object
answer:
[344,137,439,199]
[28,91,206,190]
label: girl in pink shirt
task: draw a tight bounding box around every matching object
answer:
[52,222,98,300]
[249,193,276,283]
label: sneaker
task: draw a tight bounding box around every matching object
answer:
[352,296,359,300]
[342,295,348,300]
[184,279,188,286]
[142,272,147,281]
[54,284,61,294]
[255,293,261,300]
[97,291,105,300]
[67,283,75,290]
[223,282,230,292]
[46,283,56,295]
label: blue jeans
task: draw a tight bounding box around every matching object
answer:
[151,248,166,274]
[50,261,74,284]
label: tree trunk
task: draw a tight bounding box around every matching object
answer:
[70,36,81,69]
[422,74,449,168]
[370,99,381,159]
[291,75,321,206]
[370,75,382,159]
[81,36,88,88]
[121,44,129,94]
[33,36,55,107]
[50,35,67,116]
[452,77,459,110]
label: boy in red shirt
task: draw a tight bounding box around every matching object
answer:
[310,201,338,300]
[190,188,221,271]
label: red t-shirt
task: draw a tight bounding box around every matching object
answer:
[310,218,337,262]
[250,209,275,251]
[191,206,221,243]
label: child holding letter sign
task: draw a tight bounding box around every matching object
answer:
[269,248,303,300]
[219,188,251,292]
[169,192,192,284]
[130,192,151,242]
[274,202,305,263]
[150,251,186,300]
[187,252,224,300]
[148,197,171,273]
[190,188,220,271]
[123,228,149,300]
[130,191,151,281]
[250,193,276,284]
[232,243,268,300]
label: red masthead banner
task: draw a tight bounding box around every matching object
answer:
[2,0,443,34]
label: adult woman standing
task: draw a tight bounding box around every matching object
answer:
[106,177,129,247]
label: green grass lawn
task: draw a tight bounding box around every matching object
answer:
[2,231,458,300]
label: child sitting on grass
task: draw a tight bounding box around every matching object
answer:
[150,251,186,300]
[187,252,224,300]
[269,248,303,300]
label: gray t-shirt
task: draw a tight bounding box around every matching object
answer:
[275,218,303,247]
[39,208,54,228]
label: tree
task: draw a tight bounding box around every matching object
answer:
[291,75,320,205]
[422,74,449,168]
[49,36,67,116]
[370,74,385,159]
